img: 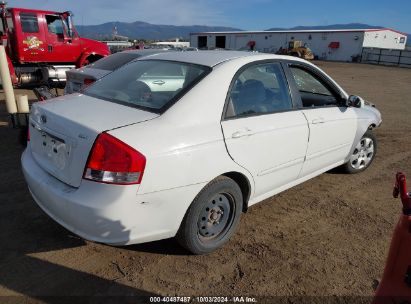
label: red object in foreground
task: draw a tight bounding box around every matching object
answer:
[373,172,411,303]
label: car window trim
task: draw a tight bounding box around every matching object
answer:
[283,60,346,109]
[221,59,297,121]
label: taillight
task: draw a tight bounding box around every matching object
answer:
[83,78,96,86]
[83,133,146,185]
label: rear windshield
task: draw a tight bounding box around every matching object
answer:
[84,60,211,113]
[90,53,140,71]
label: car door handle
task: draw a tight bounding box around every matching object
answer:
[152,80,165,85]
[232,129,254,139]
[312,117,325,124]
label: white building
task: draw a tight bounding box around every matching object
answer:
[103,40,133,53]
[190,28,408,61]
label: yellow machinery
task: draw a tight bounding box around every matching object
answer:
[277,40,315,60]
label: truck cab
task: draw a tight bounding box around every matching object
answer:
[0,3,110,86]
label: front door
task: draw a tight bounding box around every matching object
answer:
[221,62,309,198]
[42,14,80,63]
[286,64,358,176]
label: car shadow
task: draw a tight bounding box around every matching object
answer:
[0,255,157,302]
[326,166,347,175]
[123,238,189,256]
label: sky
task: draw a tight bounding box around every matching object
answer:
[7,0,411,33]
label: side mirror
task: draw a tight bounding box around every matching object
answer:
[64,36,73,44]
[347,95,363,108]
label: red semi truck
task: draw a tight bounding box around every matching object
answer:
[0,1,110,87]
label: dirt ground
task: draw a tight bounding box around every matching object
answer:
[0,62,410,303]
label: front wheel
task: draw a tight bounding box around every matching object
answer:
[176,176,243,255]
[341,131,377,173]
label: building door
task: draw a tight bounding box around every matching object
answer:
[216,36,226,49]
[198,36,207,49]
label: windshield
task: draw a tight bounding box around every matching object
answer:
[84,60,211,113]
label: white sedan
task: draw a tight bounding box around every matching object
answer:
[22,51,382,254]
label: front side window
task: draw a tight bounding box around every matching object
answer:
[20,13,39,33]
[290,66,339,107]
[46,15,64,35]
[226,62,292,118]
[84,60,210,113]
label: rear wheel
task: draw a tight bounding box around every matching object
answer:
[341,131,377,173]
[177,176,243,255]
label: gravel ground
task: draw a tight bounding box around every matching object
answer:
[0,62,410,303]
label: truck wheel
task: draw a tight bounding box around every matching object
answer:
[341,131,377,174]
[176,176,243,255]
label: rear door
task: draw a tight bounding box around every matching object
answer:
[17,11,47,62]
[221,61,309,198]
[285,63,357,176]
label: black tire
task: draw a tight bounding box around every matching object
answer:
[341,131,377,174]
[176,176,243,255]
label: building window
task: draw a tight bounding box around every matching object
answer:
[20,12,39,33]
[400,37,405,44]
[322,33,328,40]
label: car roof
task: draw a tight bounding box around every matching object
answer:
[139,50,284,67]
[121,49,170,56]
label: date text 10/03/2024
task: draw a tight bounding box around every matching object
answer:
[149,296,258,303]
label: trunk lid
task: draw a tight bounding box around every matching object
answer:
[29,93,158,187]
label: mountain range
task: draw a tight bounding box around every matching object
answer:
[76,22,410,45]
[76,21,241,40]
[266,23,384,31]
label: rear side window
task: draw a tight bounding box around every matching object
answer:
[91,53,140,71]
[84,60,211,113]
[226,62,292,118]
[20,13,39,33]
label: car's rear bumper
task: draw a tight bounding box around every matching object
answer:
[21,147,206,245]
